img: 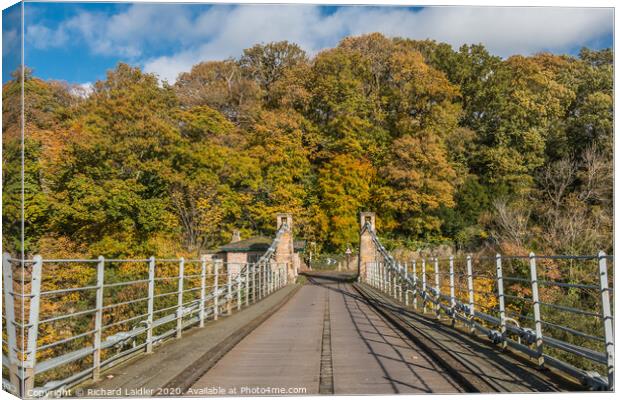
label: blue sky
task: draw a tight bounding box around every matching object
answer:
[2,2,614,85]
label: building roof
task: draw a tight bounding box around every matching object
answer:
[219,236,272,252]
[217,236,307,253]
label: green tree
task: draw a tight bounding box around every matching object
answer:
[240,41,308,107]
[49,64,181,256]
[175,60,262,126]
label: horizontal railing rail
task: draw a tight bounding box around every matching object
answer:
[2,222,291,398]
[360,222,614,391]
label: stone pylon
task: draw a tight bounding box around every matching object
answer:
[274,213,297,281]
[358,212,377,281]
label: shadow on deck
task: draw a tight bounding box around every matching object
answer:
[306,276,583,393]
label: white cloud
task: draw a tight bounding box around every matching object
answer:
[27,5,613,83]
[2,28,18,57]
[26,24,68,49]
[3,4,22,60]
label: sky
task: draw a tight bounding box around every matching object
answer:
[2,2,615,86]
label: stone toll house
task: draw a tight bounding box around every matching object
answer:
[212,213,306,279]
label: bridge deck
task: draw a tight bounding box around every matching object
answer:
[190,275,463,395]
[81,274,577,396]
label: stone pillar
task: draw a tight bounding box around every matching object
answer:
[274,213,296,282]
[358,212,377,282]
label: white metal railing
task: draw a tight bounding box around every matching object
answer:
[360,223,614,391]
[2,227,291,398]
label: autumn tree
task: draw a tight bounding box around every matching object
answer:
[2,36,612,257]
[175,60,262,126]
[240,41,309,107]
[2,68,83,254]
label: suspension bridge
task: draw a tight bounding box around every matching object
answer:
[2,213,614,397]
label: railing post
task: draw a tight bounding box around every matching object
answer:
[385,263,389,294]
[394,266,398,299]
[387,265,391,295]
[384,262,388,293]
[146,257,155,352]
[251,263,256,303]
[397,263,403,302]
[262,263,266,297]
[24,255,42,396]
[237,268,242,311]
[199,256,207,327]
[213,260,220,320]
[466,255,475,334]
[496,254,507,349]
[258,263,262,299]
[434,257,441,319]
[245,263,250,306]
[258,263,263,300]
[3,253,20,393]
[264,263,268,296]
[449,256,456,326]
[390,265,394,297]
[391,266,396,298]
[400,263,404,302]
[93,256,104,381]
[529,252,544,368]
[422,258,427,313]
[265,262,271,297]
[449,256,455,308]
[598,251,614,390]
[400,261,409,305]
[176,258,185,339]
[404,262,410,306]
[412,260,418,309]
[226,265,233,316]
